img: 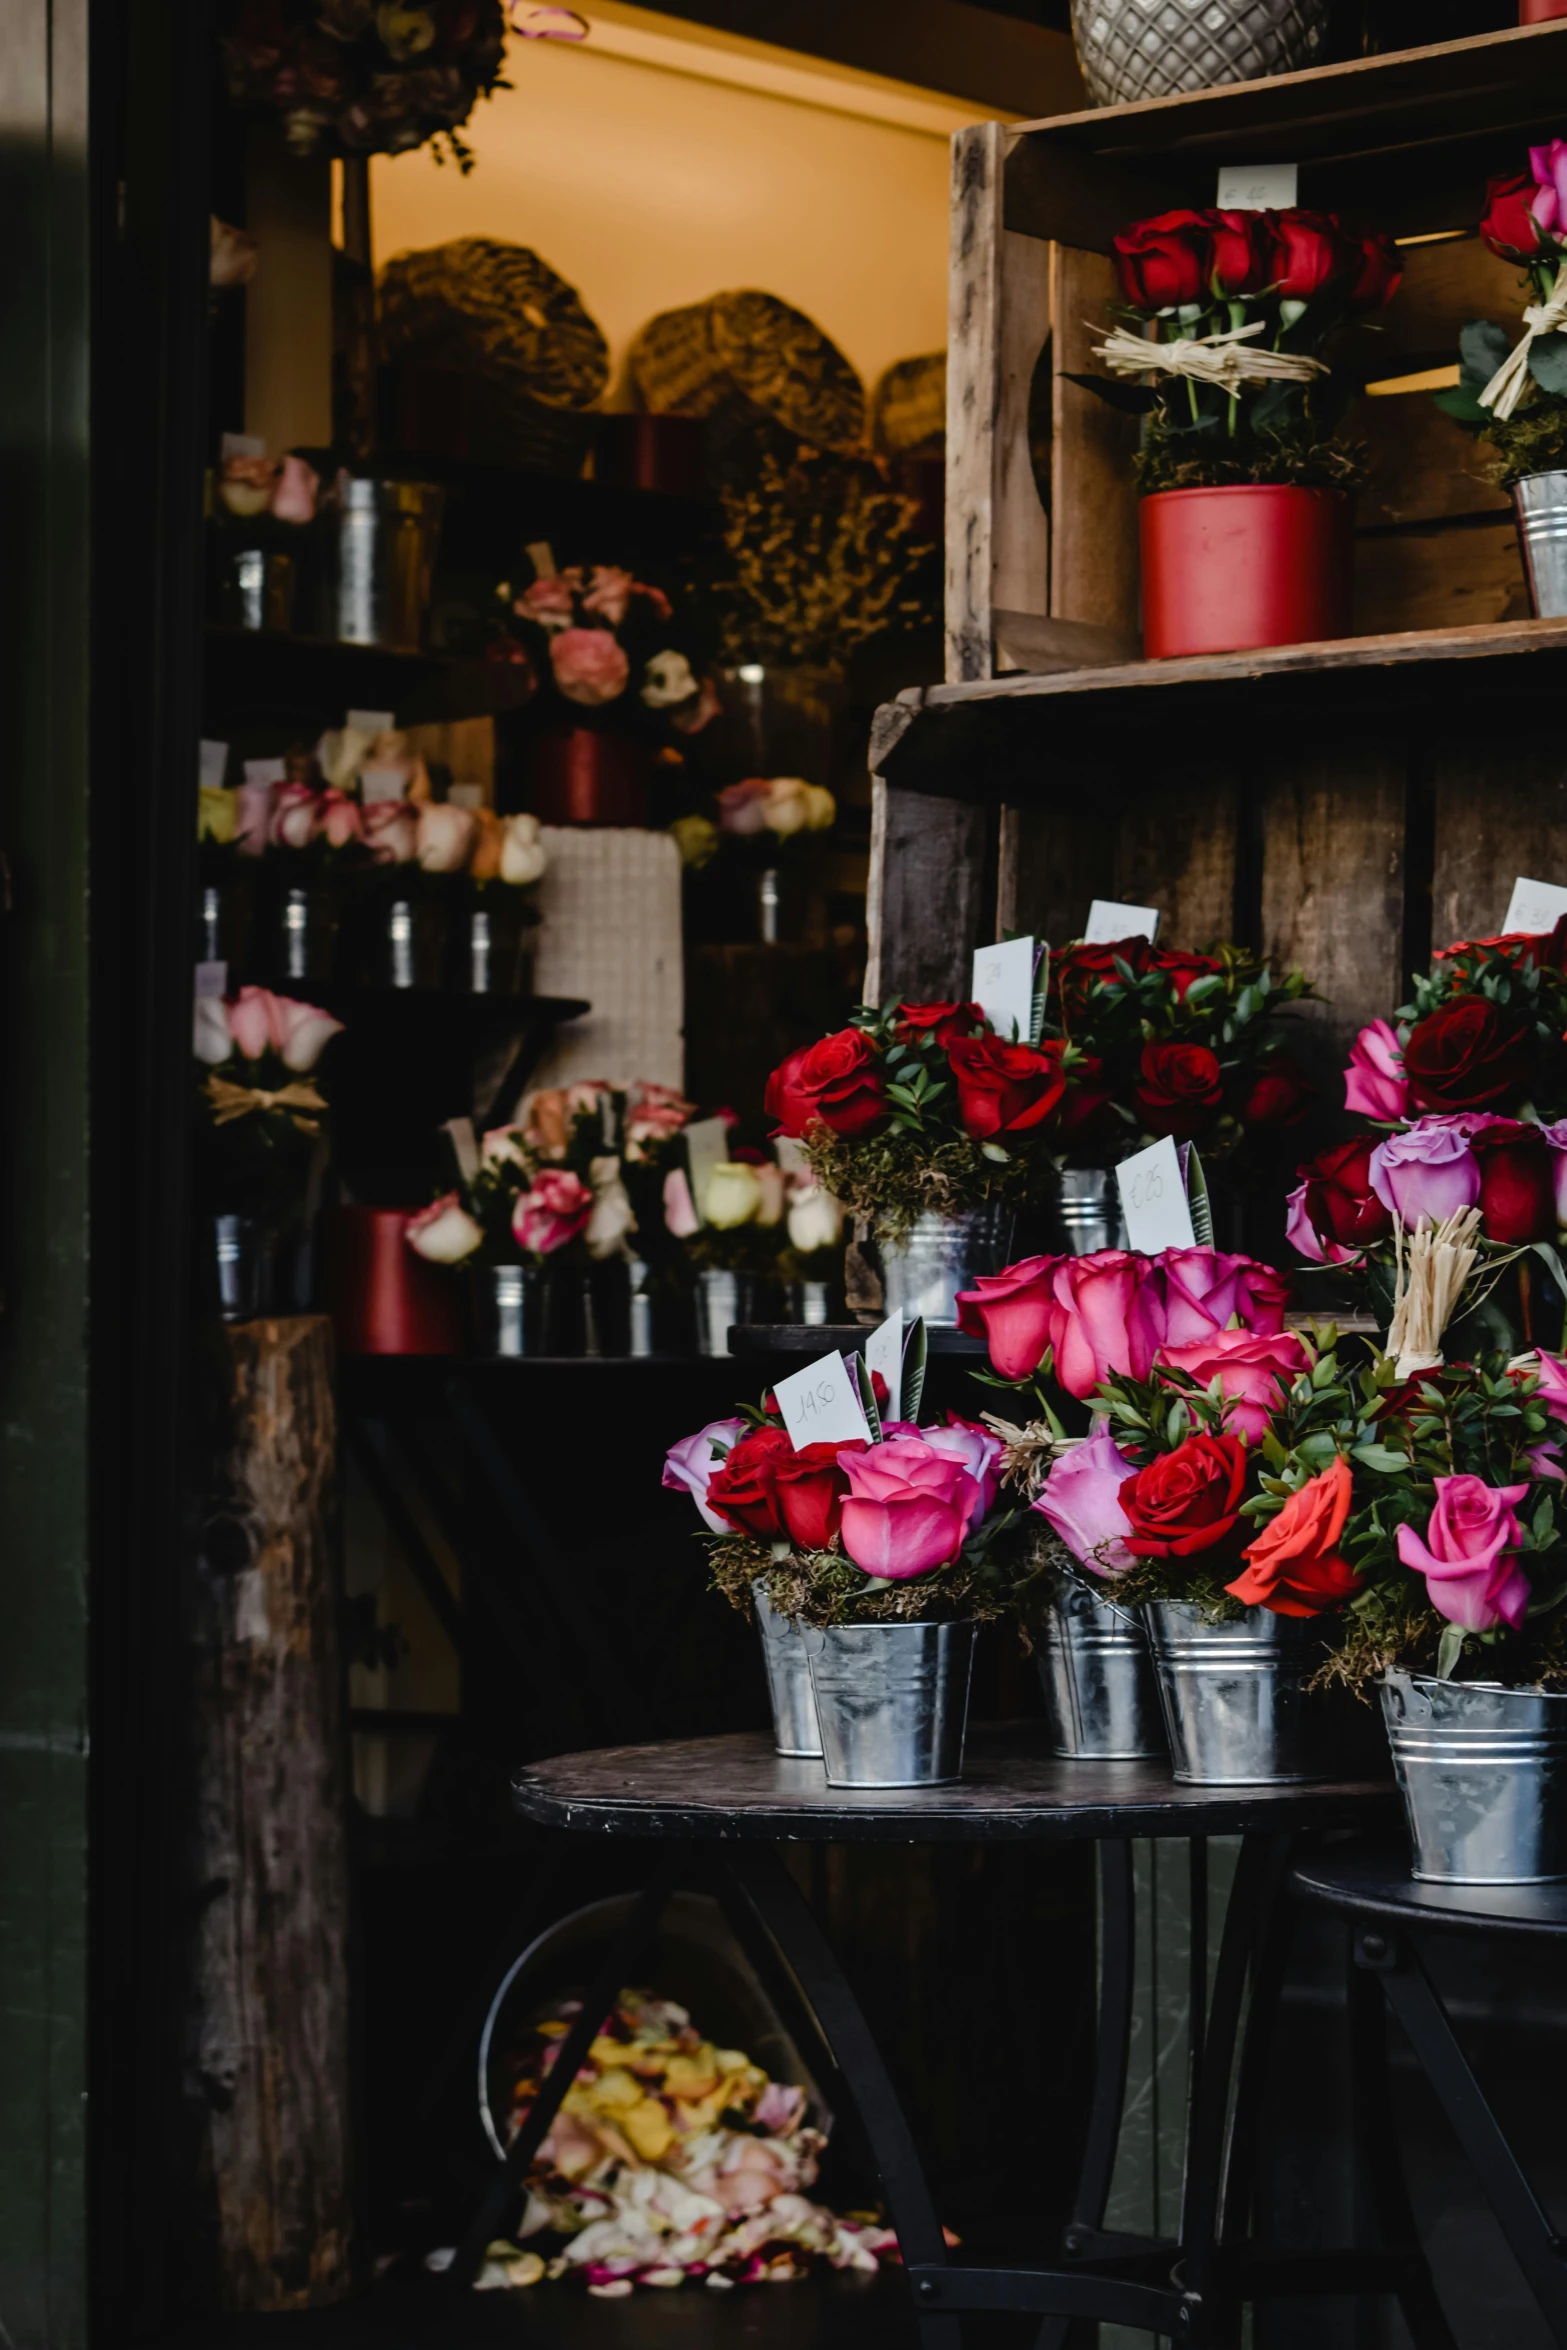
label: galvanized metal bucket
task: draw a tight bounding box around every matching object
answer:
[804,1619,975,1787]
[695,1268,752,1356]
[1381,1673,1567,1885]
[753,1583,822,1760]
[471,1263,549,1358]
[1145,1602,1323,1784]
[1049,1167,1130,1258]
[1513,470,1567,620]
[1039,1569,1166,1760]
[878,1208,1003,1328]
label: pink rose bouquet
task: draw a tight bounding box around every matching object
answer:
[195,987,345,1231]
[506,561,716,742]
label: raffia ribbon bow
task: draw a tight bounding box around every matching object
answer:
[205,1073,327,1134]
[1478,273,1567,421]
[1090,318,1329,402]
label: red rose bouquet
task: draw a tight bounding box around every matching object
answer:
[1434,143,1567,486]
[1089,204,1401,494]
[1042,935,1314,1164]
[764,998,1098,1242]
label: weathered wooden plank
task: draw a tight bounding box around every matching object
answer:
[867,779,990,1002]
[1049,245,1141,639]
[186,1316,355,2310]
[1114,775,1242,946]
[1353,396,1509,530]
[1370,231,1519,364]
[1354,517,1527,635]
[997,798,1116,945]
[1431,739,1567,944]
[1259,749,1409,1083]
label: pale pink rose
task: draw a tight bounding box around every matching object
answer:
[663,1167,699,1238]
[272,453,318,524]
[1344,1018,1411,1121]
[315,788,364,848]
[270,780,321,850]
[550,628,630,706]
[363,801,417,864]
[1156,1248,1291,1345]
[839,1435,978,1580]
[236,779,275,856]
[1396,1473,1531,1632]
[914,1414,1004,1523]
[1033,1430,1139,1575]
[481,1126,531,1168]
[194,996,232,1066]
[1156,1328,1309,1444]
[512,1167,593,1256]
[580,565,636,625]
[405,1193,484,1265]
[272,995,344,1073]
[416,801,478,873]
[1047,1251,1164,1402]
[515,576,575,631]
[226,985,285,1061]
[662,1417,746,1533]
[717,778,773,837]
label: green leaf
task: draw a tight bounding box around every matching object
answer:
[1431,384,1490,426]
[851,1350,883,1443]
[901,1318,928,1425]
[1183,974,1225,1007]
[1185,1145,1214,1247]
[1352,1443,1410,1474]
[1530,330,1567,395]
[1459,317,1512,387]
[1436,1621,1467,1680]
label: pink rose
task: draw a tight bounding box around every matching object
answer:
[405,1193,484,1266]
[1344,1019,1411,1121]
[271,994,344,1073]
[717,779,773,837]
[550,627,630,706]
[663,1167,699,1238]
[1539,1120,1567,1226]
[226,985,284,1061]
[416,801,478,874]
[512,1167,593,1256]
[1047,1250,1164,1401]
[1155,1248,1290,1346]
[956,1254,1061,1381]
[1369,1119,1481,1225]
[1156,1328,1309,1444]
[272,452,318,524]
[880,1413,1002,1524]
[316,788,364,848]
[515,575,575,631]
[236,778,275,856]
[580,565,636,625]
[1286,1178,1358,1266]
[1533,1352,1567,1425]
[663,1417,747,1533]
[1533,138,1567,238]
[270,780,321,850]
[1395,1473,1531,1632]
[1033,1430,1138,1575]
[839,1434,978,1580]
[363,801,417,864]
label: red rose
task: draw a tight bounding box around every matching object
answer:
[1133,1040,1224,1139]
[1266,209,1354,299]
[1120,1432,1249,1563]
[1300,1137,1394,1249]
[1344,222,1402,312]
[1053,937,1153,1023]
[894,1001,987,1049]
[1227,1457,1361,1617]
[706,1425,796,1538]
[765,1029,888,1139]
[773,1439,866,1551]
[1113,209,1209,310]
[1474,1120,1557,1243]
[1054,1054,1117,1146]
[1208,207,1273,295]
[1149,945,1223,1000]
[1480,169,1549,263]
[1401,996,1534,1112]
[1241,1051,1313,1128]
[948,1035,1067,1139]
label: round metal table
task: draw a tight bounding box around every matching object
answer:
[445,1729,1430,2346]
[1296,1850,1567,2344]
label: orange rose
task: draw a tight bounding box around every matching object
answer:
[1226,1457,1361,1618]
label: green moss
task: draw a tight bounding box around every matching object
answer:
[1133,418,1367,497]
[1481,395,1567,487]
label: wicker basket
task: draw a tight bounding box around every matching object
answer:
[872,353,946,456]
[377,239,609,412]
[629,290,864,453]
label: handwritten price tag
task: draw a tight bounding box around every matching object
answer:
[1215,162,1298,211]
[1084,899,1160,945]
[773,1351,872,1452]
[1116,1136,1196,1254]
[1503,876,1567,935]
[971,936,1038,1041]
[864,1309,904,1425]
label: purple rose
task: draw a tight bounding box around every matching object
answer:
[1368,1118,1482,1226]
[1032,1429,1139,1577]
[1395,1472,1531,1632]
[663,1417,746,1532]
[1343,1019,1411,1122]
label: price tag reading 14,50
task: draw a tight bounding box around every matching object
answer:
[772,1351,873,1452]
[1115,1136,1196,1254]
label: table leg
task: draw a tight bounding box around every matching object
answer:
[1344,1947,1458,2350]
[1357,1923,1567,2346]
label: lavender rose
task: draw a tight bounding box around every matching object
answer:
[1032,1430,1139,1576]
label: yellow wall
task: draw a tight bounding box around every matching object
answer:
[369,3,1003,409]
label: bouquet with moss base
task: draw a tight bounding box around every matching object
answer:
[664,1365,1033,1631]
[765,998,1098,1245]
[193,984,344,1228]
[1433,147,1567,487]
[1044,935,1315,1165]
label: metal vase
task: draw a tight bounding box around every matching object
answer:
[696,1268,750,1356]
[1513,471,1567,620]
[324,477,445,651]
[1381,1673,1567,1885]
[1071,0,1327,107]
[804,1619,975,1788]
[878,1208,1001,1328]
[1145,1602,1323,1784]
[753,1584,823,1760]
[209,1213,275,1323]
[471,1263,549,1357]
[1049,1167,1130,1257]
[1039,1568,1166,1760]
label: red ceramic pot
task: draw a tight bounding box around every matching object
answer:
[1521,0,1567,24]
[526,727,649,826]
[1139,484,1353,660]
[324,1206,464,1356]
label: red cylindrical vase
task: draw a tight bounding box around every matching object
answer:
[1521,0,1567,25]
[1139,484,1352,660]
[526,727,649,826]
[593,413,705,496]
[324,1206,464,1356]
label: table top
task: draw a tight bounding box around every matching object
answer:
[512,1728,1397,1845]
[1294,1849,1567,1939]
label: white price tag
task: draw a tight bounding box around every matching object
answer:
[864,1310,904,1425]
[1116,1136,1196,1254]
[199,739,229,792]
[242,756,286,787]
[773,1136,809,1176]
[221,431,265,460]
[971,936,1038,1041]
[360,768,409,804]
[346,708,396,736]
[1503,876,1567,935]
[194,960,228,1000]
[683,1117,731,1223]
[440,1116,480,1183]
[773,1351,872,1452]
[1216,163,1298,211]
[447,781,485,809]
[1085,899,1160,944]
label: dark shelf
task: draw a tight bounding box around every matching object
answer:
[729,1324,987,1357]
[322,988,588,1026]
[203,624,539,731]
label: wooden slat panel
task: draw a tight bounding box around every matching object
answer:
[996,797,1116,945]
[1354,517,1526,635]
[867,780,991,1001]
[1049,244,1140,639]
[1352,395,1507,530]
[946,123,1004,685]
[1259,748,1409,1086]
[992,227,1052,633]
[1431,739,1567,945]
[1372,231,1518,363]
[1114,776,1241,946]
